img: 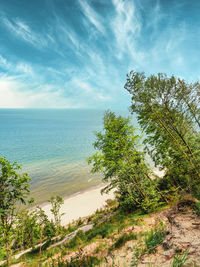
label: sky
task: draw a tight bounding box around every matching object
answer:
[0,0,200,109]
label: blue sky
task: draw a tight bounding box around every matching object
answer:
[0,0,200,109]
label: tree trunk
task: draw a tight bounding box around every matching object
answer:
[5,239,11,266]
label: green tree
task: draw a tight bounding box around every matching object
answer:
[14,206,56,256]
[125,71,200,196]
[49,195,64,235]
[0,157,31,264]
[15,209,39,250]
[88,111,165,212]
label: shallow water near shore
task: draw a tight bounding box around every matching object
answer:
[0,108,131,203]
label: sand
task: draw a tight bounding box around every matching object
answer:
[41,185,115,226]
[40,168,164,226]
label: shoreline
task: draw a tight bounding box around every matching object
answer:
[41,184,115,225]
[39,182,106,208]
[39,168,164,226]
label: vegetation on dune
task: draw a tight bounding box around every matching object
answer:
[0,157,31,265]
[1,71,200,266]
[0,157,65,265]
[125,71,200,198]
[89,71,200,214]
[88,110,167,213]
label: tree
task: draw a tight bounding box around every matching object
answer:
[88,111,166,212]
[15,209,39,250]
[49,195,64,235]
[124,71,200,196]
[0,157,31,264]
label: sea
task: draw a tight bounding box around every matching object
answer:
[0,109,131,203]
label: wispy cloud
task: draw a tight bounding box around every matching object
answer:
[110,0,145,66]
[3,16,48,48]
[0,0,199,108]
[0,54,35,78]
[78,0,105,35]
[15,62,34,76]
[0,54,11,70]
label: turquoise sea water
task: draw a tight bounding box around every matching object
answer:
[0,109,130,203]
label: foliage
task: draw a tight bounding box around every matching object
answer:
[88,110,167,213]
[125,71,200,196]
[36,205,56,239]
[49,195,64,234]
[12,205,59,258]
[0,161,65,265]
[15,209,40,250]
[2,71,200,265]
[0,157,31,264]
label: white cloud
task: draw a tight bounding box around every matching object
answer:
[3,17,48,48]
[16,63,34,76]
[65,77,111,104]
[95,93,111,101]
[0,54,35,77]
[73,79,93,94]
[1,1,190,109]
[110,0,144,65]
[0,55,12,70]
[111,0,140,46]
[79,0,105,34]
[0,76,80,108]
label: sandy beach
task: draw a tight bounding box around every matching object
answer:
[40,168,164,226]
[41,185,115,225]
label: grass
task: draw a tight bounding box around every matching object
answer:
[112,232,137,249]
[131,222,166,266]
[87,223,115,240]
[193,201,200,216]
[7,207,166,266]
[144,222,166,254]
[50,255,102,267]
[64,222,116,250]
[65,230,87,249]
[171,250,189,267]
